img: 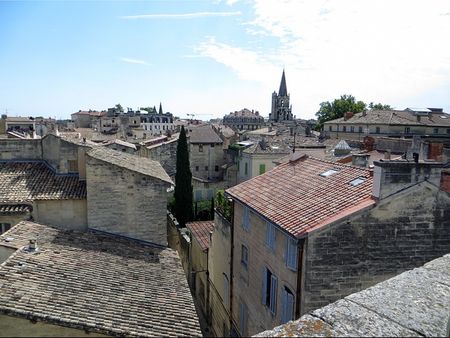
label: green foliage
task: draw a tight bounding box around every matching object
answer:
[140,107,157,114]
[315,95,366,131]
[194,199,214,221]
[174,126,193,227]
[115,103,124,113]
[368,102,393,110]
[215,190,232,221]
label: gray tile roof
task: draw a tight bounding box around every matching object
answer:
[87,147,173,185]
[255,253,450,337]
[189,124,223,144]
[0,162,86,203]
[0,221,202,337]
[325,109,450,127]
[0,204,32,214]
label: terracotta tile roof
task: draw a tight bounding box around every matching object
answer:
[226,156,375,237]
[186,221,215,251]
[87,147,173,185]
[0,204,32,214]
[0,162,86,203]
[0,221,202,337]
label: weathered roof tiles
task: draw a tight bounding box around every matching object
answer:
[0,221,202,337]
[0,161,86,203]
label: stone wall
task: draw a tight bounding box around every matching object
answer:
[190,143,226,181]
[33,199,87,231]
[142,138,178,177]
[375,137,411,153]
[42,135,83,174]
[86,156,169,246]
[303,181,450,313]
[0,139,42,160]
[209,210,232,337]
[232,202,298,336]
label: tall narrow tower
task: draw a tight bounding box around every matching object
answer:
[269,69,293,122]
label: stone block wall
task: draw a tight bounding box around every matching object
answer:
[86,156,168,246]
[143,138,178,177]
[42,135,82,174]
[303,182,450,313]
[0,139,42,160]
[33,199,88,231]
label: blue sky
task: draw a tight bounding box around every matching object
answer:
[1,0,450,120]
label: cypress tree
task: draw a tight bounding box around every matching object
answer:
[174,126,193,227]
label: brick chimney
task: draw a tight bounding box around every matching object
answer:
[344,112,354,121]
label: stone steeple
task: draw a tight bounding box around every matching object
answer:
[270,69,293,122]
[279,69,288,97]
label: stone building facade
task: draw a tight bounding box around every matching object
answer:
[224,155,450,336]
[223,109,265,131]
[86,147,173,246]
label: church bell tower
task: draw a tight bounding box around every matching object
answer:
[269,69,293,122]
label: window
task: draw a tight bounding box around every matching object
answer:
[375,127,380,134]
[447,128,450,134]
[349,177,366,186]
[0,223,11,234]
[194,190,202,201]
[241,244,249,270]
[350,126,354,133]
[259,164,266,175]
[433,128,439,134]
[67,160,78,173]
[205,166,208,171]
[265,222,276,250]
[405,127,410,134]
[358,126,363,133]
[281,287,295,324]
[242,206,250,231]
[199,144,203,152]
[211,144,215,148]
[223,274,229,307]
[215,165,219,172]
[239,301,248,336]
[328,126,332,131]
[319,169,339,177]
[262,267,278,314]
[286,237,297,270]
[244,162,248,175]
[342,126,347,132]
[195,166,199,172]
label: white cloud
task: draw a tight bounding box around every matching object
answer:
[120,57,148,65]
[120,11,241,20]
[194,0,450,117]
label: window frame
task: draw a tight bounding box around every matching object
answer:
[265,222,276,251]
[286,237,298,271]
[241,244,249,270]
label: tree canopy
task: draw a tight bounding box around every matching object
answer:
[315,95,392,130]
[174,126,193,227]
[115,103,124,113]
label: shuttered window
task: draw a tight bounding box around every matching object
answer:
[265,222,276,251]
[286,237,297,270]
[281,287,295,324]
[262,267,278,315]
[242,206,250,231]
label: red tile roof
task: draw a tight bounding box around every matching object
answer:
[186,221,215,251]
[226,156,375,238]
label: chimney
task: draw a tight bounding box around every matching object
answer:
[416,115,421,122]
[344,112,354,121]
[352,153,370,167]
[28,239,37,252]
[362,110,367,117]
[384,150,391,160]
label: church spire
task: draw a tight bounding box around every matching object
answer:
[278,69,288,96]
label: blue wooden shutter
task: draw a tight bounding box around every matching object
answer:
[281,289,288,324]
[270,275,278,314]
[286,291,294,321]
[261,267,267,304]
[286,237,297,270]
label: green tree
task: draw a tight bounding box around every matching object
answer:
[368,102,393,110]
[174,126,193,227]
[115,103,124,113]
[315,95,366,131]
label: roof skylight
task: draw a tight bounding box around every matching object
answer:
[319,169,339,177]
[349,177,366,186]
